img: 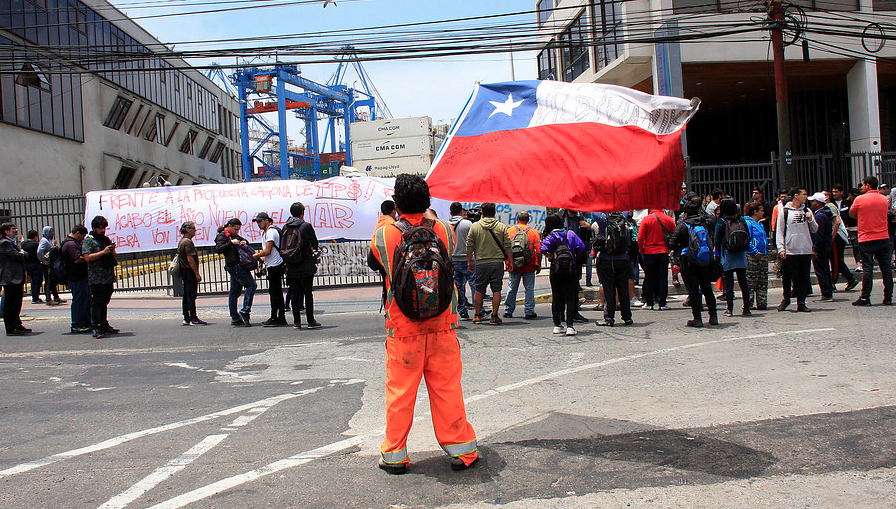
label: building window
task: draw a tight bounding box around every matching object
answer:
[537,47,557,80]
[70,3,88,34]
[198,136,215,159]
[592,0,622,70]
[26,0,48,10]
[180,129,198,154]
[209,142,226,163]
[164,121,180,147]
[537,0,552,27]
[155,114,165,144]
[15,63,51,92]
[113,167,137,189]
[560,13,590,82]
[103,97,133,130]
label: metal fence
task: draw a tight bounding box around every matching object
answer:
[5,150,895,293]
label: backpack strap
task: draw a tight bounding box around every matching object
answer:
[487,227,508,260]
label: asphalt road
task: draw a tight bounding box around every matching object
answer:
[1,286,895,509]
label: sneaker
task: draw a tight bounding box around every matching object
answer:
[101,326,120,334]
[855,265,863,272]
[814,296,833,302]
[490,315,502,325]
[459,313,471,321]
[797,303,811,312]
[623,319,634,326]
[503,312,513,318]
[54,298,66,304]
[70,326,92,333]
[182,319,193,326]
[658,305,671,311]
[552,326,564,334]
[481,309,492,319]
[708,315,719,326]
[14,327,32,333]
[579,297,587,305]
[852,298,871,307]
[307,321,322,329]
[7,329,27,336]
[686,319,704,328]
[845,280,859,291]
[92,329,105,339]
[643,305,655,311]
[524,313,537,319]
[45,300,59,306]
[262,318,282,327]
[596,319,614,327]
[450,457,478,471]
[723,309,733,317]
[631,299,645,307]
[883,299,893,306]
[592,304,604,311]
[573,314,588,323]
[231,320,246,327]
[742,309,752,316]
[191,318,208,325]
[239,311,251,327]
[777,300,790,312]
[566,326,577,336]
[378,459,408,475]
[471,315,483,324]
[293,323,302,329]
[31,298,43,304]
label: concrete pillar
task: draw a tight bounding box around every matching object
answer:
[847,58,881,154]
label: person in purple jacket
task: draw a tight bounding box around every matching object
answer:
[540,214,587,336]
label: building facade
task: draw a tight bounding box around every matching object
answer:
[535,0,896,182]
[0,0,242,199]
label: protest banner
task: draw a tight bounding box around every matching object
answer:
[84,177,449,253]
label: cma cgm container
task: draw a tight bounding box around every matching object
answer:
[356,155,432,177]
[350,116,432,142]
[351,136,433,161]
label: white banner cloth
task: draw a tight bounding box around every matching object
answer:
[84,177,447,253]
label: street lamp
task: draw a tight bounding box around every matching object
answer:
[142,176,172,187]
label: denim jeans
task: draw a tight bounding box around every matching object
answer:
[25,263,43,302]
[452,260,474,316]
[67,278,91,328]
[225,264,257,320]
[504,271,536,316]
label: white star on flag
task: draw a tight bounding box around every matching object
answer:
[488,93,523,118]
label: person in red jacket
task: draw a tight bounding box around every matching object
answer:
[503,212,541,319]
[370,174,478,475]
[638,209,676,310]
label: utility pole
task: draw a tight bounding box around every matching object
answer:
[769,0,793,190]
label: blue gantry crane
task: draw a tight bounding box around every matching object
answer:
[230,63,379,182]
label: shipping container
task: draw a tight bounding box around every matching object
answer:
[351,135,433,161]
[349,116,432,142]
[355,155,432,177]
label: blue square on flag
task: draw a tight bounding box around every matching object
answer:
[454,81,538,137]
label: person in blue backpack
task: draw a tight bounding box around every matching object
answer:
[714,198,751,317]
[670,198,718,327]
[540,214,586,336]
[743,202,769,310]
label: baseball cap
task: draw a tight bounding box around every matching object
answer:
[252,212,272,222]
[808,192,827,203]
[879,183,889,189]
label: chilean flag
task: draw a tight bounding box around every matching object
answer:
[425,80,700,212]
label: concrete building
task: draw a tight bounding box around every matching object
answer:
[0,0,242,199]
[534,0,896,185]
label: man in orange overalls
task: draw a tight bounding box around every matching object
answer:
[370,174,478,474]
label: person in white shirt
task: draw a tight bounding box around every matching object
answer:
[252,212,287,326]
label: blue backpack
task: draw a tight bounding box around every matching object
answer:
[685,224,713,267]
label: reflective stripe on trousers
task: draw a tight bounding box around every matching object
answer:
[380,329,477,465]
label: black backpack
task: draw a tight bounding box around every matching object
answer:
[603,214,631,256]
[723,218,750,252]
[551,232,576,275]
[390,218,454,320]
[45,242,69,284]
[279,223,304,264]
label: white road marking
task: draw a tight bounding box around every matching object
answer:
[145,328,835,509]
[0,387,328,478]
[164,362,258,380]
[96,434,229,509]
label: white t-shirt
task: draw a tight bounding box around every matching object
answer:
[261,227,283,267]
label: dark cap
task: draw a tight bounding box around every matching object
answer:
[252,212,272,222]
[880,183,889,189]
[226,218,242,226]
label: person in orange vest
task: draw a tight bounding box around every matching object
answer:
[369,174,478,475]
